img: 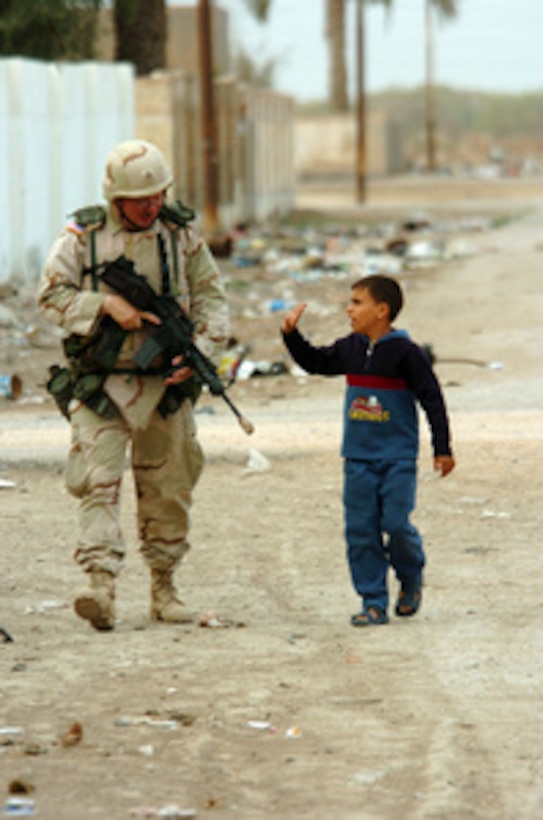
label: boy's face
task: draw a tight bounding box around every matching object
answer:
[347,286,389,337]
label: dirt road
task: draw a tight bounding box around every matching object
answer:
[1,179,542,819]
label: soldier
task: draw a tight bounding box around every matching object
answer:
[39,139,229,631]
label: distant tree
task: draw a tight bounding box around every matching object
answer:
[113,0,166,76]
[0,0,102,61]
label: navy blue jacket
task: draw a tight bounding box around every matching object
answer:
[283,327,452,461]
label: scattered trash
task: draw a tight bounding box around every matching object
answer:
[406,240,445,267]
[8,778,35,796]
[3,797,36,816]
[0,211,514,412]
[198,613,245,629]
[243,448,270,475]
[59,721,83,747]
[0,627,14,643]
[138,744,155,757]
[402,214,432,232]
[458,496,489,505]
[0,727,24,737]
[352,768,388,786]
[236,359,288,380]
[285,726,303,739]
[217,339,248,383]
[0,374,22,400]
[130,806,197,819]
[24,600,67,615]
[247,720,273,731]
[115,716,179,730]
[0,480,17,490]
[21,742,47,757]
[208,231,233,259]
[482,509,511,519]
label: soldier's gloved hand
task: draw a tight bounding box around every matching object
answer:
[164,354,195,386]
[101,294,161,331]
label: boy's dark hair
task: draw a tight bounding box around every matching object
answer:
[351,274,403,321]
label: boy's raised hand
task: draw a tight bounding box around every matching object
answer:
[282,302,307,335]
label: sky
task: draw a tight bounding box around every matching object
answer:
[181,0,543,101]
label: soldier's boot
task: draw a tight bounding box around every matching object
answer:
[150,569,195,624]
[74,570,116,631]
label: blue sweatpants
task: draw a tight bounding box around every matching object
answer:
[343,459,425,613]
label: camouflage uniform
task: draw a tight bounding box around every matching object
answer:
[38,140,228,630]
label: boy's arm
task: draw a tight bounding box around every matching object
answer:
[281,303,346,376]
[434,454,455,477]
[282,302,307,335]
[404,344,455,477]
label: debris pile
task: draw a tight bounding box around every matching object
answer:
[0,209,501,405]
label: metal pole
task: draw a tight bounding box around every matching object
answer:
[425,0,436,172]
[355,0,366,203]
[198,0,219,232]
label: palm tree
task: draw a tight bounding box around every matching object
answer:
[114,0,167,76]
[425,0,459,171]
[354,1,393,201]
[0,0,101,60]
[326,0,348,112]
[243,0,350,112]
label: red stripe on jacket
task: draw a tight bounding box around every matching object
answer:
[347,374,408,390]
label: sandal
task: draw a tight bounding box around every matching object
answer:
[350,606,389,627]
[395,586,422,617]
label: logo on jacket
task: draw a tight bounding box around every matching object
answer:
[348,394,390,423]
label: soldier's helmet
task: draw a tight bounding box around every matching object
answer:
[102,139,173,200]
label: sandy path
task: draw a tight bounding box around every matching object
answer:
[0,185,542,819]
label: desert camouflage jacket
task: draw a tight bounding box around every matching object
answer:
[38,206,229,428]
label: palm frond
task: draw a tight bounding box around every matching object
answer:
[432,0,459,22]
[242,0,272,22]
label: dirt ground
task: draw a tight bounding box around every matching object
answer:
[1,176,542,819]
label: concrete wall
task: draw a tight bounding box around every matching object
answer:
[0,57,134,284]
[0,54,293,286]
[294,111,407,179]
[98,5,295,226]
[135,73,296,226]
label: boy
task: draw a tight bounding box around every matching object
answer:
[281,275,455,626]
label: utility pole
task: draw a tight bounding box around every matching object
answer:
[355,0,366,203]
[425,0,437,172]
[198,0,219,232]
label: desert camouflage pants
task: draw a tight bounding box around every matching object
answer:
[65,400,204,576]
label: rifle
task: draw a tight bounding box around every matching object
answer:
[101,254,254,435]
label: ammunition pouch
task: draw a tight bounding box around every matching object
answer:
[72,373,118,419]
[46,365,118,420]
[63,317,126,373]
[46,365,75,420]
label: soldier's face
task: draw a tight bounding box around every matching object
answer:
[117,192,164,229]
